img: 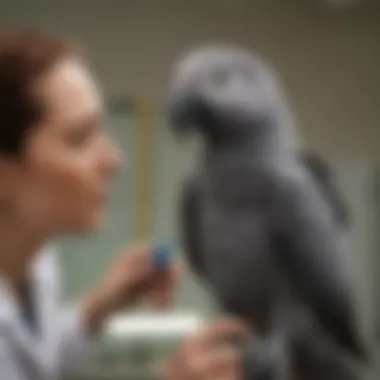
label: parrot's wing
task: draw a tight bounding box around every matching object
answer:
[270,173,367,361]
[300,150,350,229]
[180,176,204,276]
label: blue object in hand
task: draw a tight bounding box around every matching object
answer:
[152,244,172,270]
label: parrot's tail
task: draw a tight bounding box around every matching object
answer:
[344,334,370,365]
[293,331,371,380]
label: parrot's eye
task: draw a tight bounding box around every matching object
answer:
[209,67,230,87]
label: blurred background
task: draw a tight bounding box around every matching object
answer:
[1,0,379,378]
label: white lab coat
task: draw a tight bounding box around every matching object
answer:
[0,245,93,380]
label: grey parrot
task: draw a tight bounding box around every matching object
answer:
[166,45,368,380]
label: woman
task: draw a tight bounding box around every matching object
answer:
[0,29,249,380]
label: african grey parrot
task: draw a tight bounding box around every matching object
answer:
[166,45,368,380]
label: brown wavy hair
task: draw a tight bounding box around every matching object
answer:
[0,29,77,156]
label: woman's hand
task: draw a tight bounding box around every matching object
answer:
[81,243,180,334]
[165,318,251,380]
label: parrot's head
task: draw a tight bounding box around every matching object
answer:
[167,45,289,144]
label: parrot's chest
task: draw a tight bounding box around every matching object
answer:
[197,174,282,324]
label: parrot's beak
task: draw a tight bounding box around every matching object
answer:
[167,91,207,135]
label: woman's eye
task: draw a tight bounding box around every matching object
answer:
[67,124,100,148]
[69,133,90,147]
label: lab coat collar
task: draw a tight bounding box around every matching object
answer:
[0,244,54,323]
[0,244,57,380]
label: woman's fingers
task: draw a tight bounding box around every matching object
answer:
[187,346,242,380]
[186,317,252,352]
[183,318,251,379]
[165,318,252,380]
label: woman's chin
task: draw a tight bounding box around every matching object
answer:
[68,213,106,235]
[86,213,106,233]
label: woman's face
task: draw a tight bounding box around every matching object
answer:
[5,58,122,235]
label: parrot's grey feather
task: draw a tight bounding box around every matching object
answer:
[180,157,366,380]
[181,150,350,279]
[267,169,364,359]
[300,150,350,228]
[168,44,368,380]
